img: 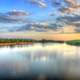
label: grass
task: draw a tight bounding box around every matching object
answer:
[0,39,32,43]
[66,40,80,46]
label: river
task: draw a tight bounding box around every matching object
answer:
[0,43,80,79]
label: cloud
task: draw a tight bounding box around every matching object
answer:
[58,15,80,25]
[6,10,29,18]
[51,0,80,14]
[0,1,80,33]
[0,10,31,23]
[56,14,80,33]
[26,0,47,8]
[49,12,55,16]
[61,0,80,13]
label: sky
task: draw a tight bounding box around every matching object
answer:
[0,0,80,33]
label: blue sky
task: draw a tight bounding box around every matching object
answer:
[0,0,80,33]
[0,0,53,21]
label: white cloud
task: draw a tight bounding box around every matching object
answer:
[27,0,47,8]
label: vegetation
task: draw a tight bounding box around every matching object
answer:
[0,38,80,46]
[33,39,64,43]
[0,38,64,43]
[66,40,80,46]
[0,38,32,43]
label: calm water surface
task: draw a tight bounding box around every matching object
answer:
[0,43,80,78]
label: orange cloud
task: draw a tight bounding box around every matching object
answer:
[63,0,80,13]
[62,25,76,33]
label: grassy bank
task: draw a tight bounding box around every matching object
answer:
[66,40,80,46]
[0,39,32,43]
[0,39,33,46]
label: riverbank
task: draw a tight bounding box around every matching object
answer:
[0,39,64,46]
[66,40,80,46]
[0,39,80,46]
[0,42,32,46]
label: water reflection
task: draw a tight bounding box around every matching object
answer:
[0,43,80,78]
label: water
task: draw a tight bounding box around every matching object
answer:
[0,43,80,79]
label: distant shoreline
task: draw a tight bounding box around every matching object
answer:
[0,38,79,46]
